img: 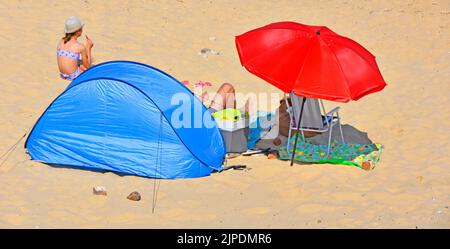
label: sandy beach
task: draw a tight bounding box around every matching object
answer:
[0,0,449,228]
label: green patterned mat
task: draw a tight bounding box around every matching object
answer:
[278,135,383,170]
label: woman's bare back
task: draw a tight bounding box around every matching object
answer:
[57,39,84,75]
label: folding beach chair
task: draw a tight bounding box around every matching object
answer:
[285,92,345,156]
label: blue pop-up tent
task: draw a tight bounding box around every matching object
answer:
[25,61,226,179]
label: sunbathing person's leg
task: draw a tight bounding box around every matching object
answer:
[209,83,236,112]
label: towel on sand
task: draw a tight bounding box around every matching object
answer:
[278,134,383,170]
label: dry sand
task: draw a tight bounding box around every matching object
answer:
[0,0,449,228]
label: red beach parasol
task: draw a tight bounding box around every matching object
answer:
[236,22,386,103]
[236,22,387,165]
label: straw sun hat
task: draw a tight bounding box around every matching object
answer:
[64,16,84,34]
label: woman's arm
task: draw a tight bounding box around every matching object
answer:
[81,35,94,69]
[80,45,91,70]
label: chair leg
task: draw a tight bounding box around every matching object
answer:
[287,125,292,151]
[326,124,333,157]
[285,93,292,152]
[338,119,345,145]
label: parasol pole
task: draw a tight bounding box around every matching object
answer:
[290,96,306,166]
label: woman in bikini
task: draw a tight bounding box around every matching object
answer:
[57,16,94,80]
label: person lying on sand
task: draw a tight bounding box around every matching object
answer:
[57,16,94,81]
[208,83,242,114]
[202,83,319,149]
[207,83,283,147]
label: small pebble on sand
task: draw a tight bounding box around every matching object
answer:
[93,186,107,195]
[127,191,141,201]
[198,48,220,58]
[200,48,211,54]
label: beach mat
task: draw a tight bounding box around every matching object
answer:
[278,134,383,170]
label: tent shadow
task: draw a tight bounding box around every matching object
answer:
[44,163,222,179]
[212,164,250,174]
[44,163,146,178]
